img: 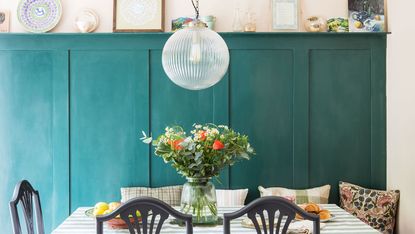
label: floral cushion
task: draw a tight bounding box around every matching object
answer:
[258,185,331,204]
[339,181,400,234]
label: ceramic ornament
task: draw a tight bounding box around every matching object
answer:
[74,9,99,33]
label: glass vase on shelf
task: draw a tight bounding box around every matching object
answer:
[232,8,244,32]
[180,177,217,224]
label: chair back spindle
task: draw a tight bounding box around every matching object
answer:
[96,197,192,234]
[223,196,320,234]
[9,180,45,234]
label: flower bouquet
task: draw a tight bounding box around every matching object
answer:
[141,123,254,224]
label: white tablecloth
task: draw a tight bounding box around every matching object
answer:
[52,204,380,234]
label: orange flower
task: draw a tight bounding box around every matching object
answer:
[212,140,224,150]
[199,131,207,141]
[170,139,184,150]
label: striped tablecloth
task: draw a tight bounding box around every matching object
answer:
[53,204,380,234]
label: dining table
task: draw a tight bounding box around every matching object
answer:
[52,204,380,234]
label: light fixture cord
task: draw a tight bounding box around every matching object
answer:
[191,0,200,19]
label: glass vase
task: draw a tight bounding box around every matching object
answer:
[180,177,218,224]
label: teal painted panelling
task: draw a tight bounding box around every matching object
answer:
[0,51,69,233]
[0,34,387,231]
[309,50,372,204]
[230,50,294,201]
[70,50,150,211]
[149,50,230,188]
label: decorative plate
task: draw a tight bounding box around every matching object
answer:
[85,208,95,218]
[320,214,336,223]
[17,0,62,33]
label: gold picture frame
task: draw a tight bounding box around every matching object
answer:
[113,0,165,32]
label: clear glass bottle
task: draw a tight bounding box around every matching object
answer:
[244,12,257,32]
[232,8,244,32]
[180,177,217,224]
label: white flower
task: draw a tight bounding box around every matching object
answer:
[218,125,229,130]
[195,124,202,129]
[211,128,219,135]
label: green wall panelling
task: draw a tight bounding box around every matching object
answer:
[0,50,69,233]
[309,50,372,204]
[0,33,387,231]
[230,50,294,201]
[149,50,230,188]
[70,50,150,211]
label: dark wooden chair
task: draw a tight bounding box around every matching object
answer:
[96,197,193,234]
[9,180,45,234]
[223,196,320,234]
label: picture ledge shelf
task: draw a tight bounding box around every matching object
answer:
[0,32,391,36]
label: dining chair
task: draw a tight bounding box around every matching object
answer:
[96,197,193,234]
[9,180,45,234]
[223,196,320,234]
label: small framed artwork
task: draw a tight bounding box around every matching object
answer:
[348,0,386,32]
[113,0,165,32]
[272,0,298,30]
[0,10,10,33]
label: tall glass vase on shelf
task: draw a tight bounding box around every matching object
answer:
[141,124,255,224]
[232,8,244,32]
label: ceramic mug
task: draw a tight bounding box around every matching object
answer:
[200,15,216,30]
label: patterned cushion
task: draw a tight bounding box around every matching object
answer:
[339,181,400,234]
[216,189,248,207]
[121,185,182,206]
[258,185,331,204]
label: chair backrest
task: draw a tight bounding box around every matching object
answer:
[96,197,193,234]
[223,196,320,234]
[9,180,45,234]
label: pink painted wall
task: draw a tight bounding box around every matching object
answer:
[0,0,348,32]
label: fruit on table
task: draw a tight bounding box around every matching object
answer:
[93,207,108,216]
[354,21,363,28]
[95,202,109,211]
[109,202,121,211]
[93,201,141,218]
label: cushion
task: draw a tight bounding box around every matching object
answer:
[258,184,331,204]
[121,185,182,206]
[339,181,400,234]
[216,189,248,207]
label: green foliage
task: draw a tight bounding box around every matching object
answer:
[141,124,255,178]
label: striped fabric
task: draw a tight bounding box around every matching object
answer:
[53,205,380,234]
[120,185,182,206]
[216,189,248,207]
[258,185,331,204]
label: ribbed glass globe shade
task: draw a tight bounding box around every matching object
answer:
[162,24,230,90]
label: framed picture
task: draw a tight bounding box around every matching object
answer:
[0,10,10,33]
[348,0,386,32]
[272,0,298,30]
[113,0,164,32]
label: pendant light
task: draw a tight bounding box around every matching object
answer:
[162,0,230,90]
